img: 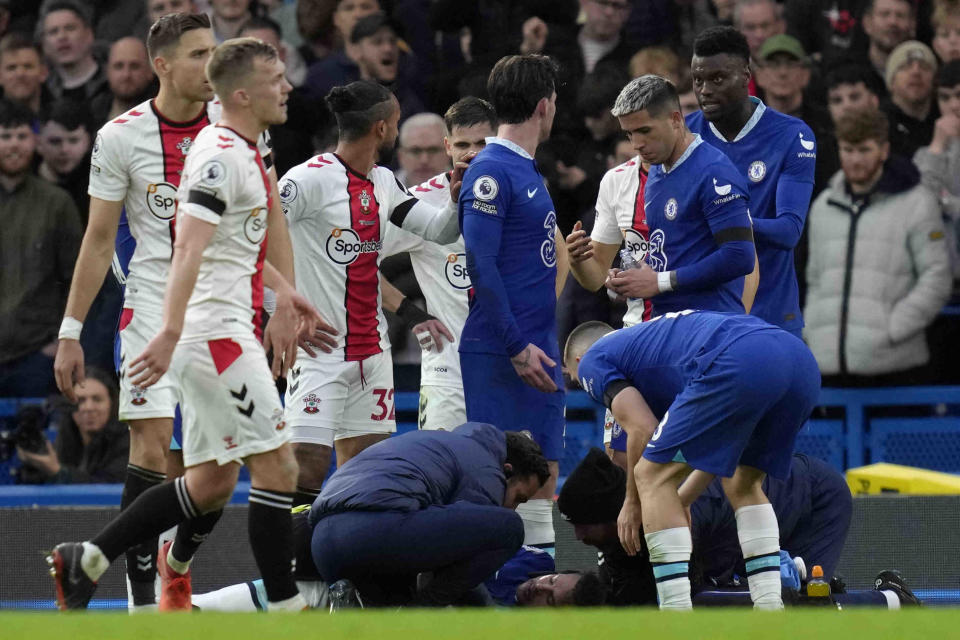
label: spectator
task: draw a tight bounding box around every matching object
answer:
[804,109,951,386]
[395,111,448,187]
[36,99,91,215]
[678,84,700,116]
[933,0,960,63]
[351,12,424,117]
[132,0,198,39]
[825,64,883,125]
[295,0,341,65]
[39,0,109,104]
[0,99,81,398]
[208,0,255,43]
[860,0,916,94]
[915,60,960,284]
[239,15,307,87]
[733,0,785,58]
[0,32,50,122]
[627,46,682,83]
[302,1,381,103]
[90,37,156,129]
[784,0,861,69]
[883,40,938,157]
[16,367,129,484]
[93,0,147,43]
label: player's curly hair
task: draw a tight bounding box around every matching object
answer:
[693,26,751,64]
[326,80,396,141]
[504,431,550,486]
[571,571,608,606]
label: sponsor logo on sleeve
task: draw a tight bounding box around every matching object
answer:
[279,179,299,204]
[472,175,499,201]
[91,134,102,159]
[797,132,817,158]
[711,178,742,205]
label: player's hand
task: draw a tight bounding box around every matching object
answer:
[129,328,179,389]
[412,318,455,353]
[565,220,593,264]
[607,261,659,299]
[617,499,644,556]
[520,16,548,54]
[271,290,337,372]
[54,339,85,403]
[449,151,477,202]
[510,343,558,393]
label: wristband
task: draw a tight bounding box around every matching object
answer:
[58,316,83,340]
[396,298,434,330]
[657,270,675,293]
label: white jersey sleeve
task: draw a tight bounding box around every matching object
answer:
[385,171,460,244]
[178,149,242,225]
[592,159,638,245]
[89,122,130,202]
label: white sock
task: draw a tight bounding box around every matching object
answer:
[515,499,555,546]
[165,546,191,575]
[645,526,693,610]
[80,541,110,582]
[192,581,264,612]
[267,591,308,612]
[880,590,901,610]
[735,503,783,610]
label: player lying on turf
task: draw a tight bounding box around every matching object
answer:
[519,448,918,609]
[565,312,821,610]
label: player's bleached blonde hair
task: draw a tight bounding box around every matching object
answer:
[564,321,615,369]
[206,37,278,98]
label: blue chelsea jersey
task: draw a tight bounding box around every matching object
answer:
[577,310,778,414]
[687,99,816,331]
[458,138,559,357]
[643,136,752,315]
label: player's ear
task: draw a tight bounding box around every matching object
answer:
[504,462,514,479]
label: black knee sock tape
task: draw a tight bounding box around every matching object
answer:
[121,464,166,603]
[293,486,320,509]
[94,477,197,566]
[248,487,298,603]
[171,508,223,565]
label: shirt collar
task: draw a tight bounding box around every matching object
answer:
[707,97,766,143]
[663,134,704,174]
[486,136,533,160]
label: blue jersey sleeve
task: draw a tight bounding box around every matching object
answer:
[672,163,754,291]
[577,346,629,408]
[752,125,816,250]
[460,165,526,356]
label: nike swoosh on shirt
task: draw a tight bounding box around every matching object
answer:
[646,443,655,448]
[527,188,538,198]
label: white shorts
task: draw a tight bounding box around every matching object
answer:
[117,307,178,421]
[172,334,289,467]
[417,385,467,431]
[285,349,396,447]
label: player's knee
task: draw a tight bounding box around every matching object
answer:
[293,443,331,487]
[190,475,236,512]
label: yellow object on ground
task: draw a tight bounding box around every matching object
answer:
[846,463,960,495]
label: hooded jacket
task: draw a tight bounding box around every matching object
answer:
[309,422,506,524]
[803,156,951,375]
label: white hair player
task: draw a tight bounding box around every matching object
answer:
[277,79,463,506]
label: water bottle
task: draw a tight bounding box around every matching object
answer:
[619,248,640,271]
[805,564,832,605]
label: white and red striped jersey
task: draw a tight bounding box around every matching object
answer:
[89,99,271,317]
[175,124,272,342]
[384,172,470,388]
[279,153,426,361]
[591,155,652,326]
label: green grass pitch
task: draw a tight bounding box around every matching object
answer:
[2,609,957,639]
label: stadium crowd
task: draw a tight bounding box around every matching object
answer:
[0,0,943,612]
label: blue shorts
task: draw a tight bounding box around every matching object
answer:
[460,351,565,461]
[610,420,626,452]
[643,331,820,479]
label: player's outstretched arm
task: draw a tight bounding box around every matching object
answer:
[128,215,217,389]
[565,221,620,292]
[610,386,659,556]
[54,197,124,402]
[380,274,454,353]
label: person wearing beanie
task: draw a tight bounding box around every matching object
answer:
[556,448,919,608]
[883,40,939,156]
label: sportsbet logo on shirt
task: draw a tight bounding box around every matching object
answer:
[325,228,382,265]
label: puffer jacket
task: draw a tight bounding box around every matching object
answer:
[309,422,506,524]
[803,156,951,375]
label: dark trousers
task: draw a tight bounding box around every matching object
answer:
[311,503,524,607]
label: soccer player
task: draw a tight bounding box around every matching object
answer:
[565,313,820,610]
[379,96,496,430]
[50,13,321,609]
[597,74,757,317]
[457,54,566,549]
[687,26,817,338]
[48,37,322,612]
[276,80,463,506]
